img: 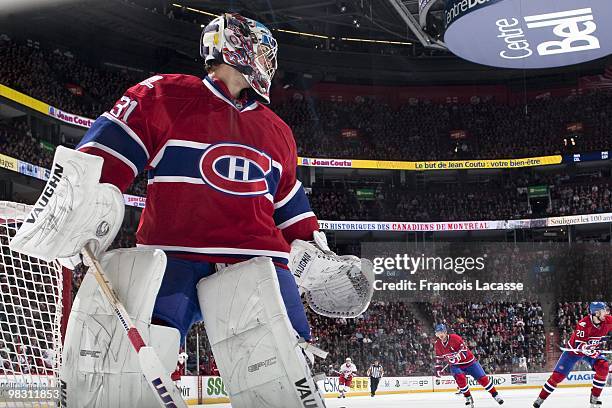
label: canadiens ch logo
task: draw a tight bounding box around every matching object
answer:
[199,143,272,196]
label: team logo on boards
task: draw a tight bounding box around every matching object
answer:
[199,143,272,196]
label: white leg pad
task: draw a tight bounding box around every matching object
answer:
[60,248,181,408]
[197,257,326,408]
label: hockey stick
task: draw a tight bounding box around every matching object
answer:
[82,244,187,408]
[559,346,612,355]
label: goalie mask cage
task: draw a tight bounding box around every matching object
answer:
[0,201,71,406]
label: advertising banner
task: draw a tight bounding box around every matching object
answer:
[175,376,230,404]
[434,373,509,392]
[377,376,433,393]
[563,150,609,163]
[444,0,612,69]
[527,185,549,198]
[17,160,44,180]
[318,376,432,396]
[545,212,612,227]
[47,106,94,128]
[298,155,562,171]
[2,152,612,230]
[0,84,50,116]
[124,194,147,208]
[0,153,18,173]
[318,220,507,232]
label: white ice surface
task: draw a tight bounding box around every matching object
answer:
[194,386,601,408]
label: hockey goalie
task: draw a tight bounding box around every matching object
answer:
[9,12,374,408]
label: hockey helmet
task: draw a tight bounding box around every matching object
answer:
[589,302,609,315]
[200,13,278,103]
[435,323,448,333]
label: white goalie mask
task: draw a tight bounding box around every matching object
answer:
[200,13,278,103]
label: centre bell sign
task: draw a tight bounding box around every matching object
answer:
[443,0,612,69]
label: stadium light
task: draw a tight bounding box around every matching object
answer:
[172,3,413,46]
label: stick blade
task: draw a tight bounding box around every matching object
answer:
[139,346,188,408]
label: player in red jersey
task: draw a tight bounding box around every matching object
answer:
[12,11,373,408]
[533,302,611,408]
[434,324,504,407]
[171,352,188,383]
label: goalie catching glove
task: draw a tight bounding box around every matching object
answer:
[290,231,374,318]
[9,146,124,266]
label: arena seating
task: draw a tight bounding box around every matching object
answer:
[2,37,611,163]
[425,302,547,373]
[1,36,609,379]
[3,118,611,222]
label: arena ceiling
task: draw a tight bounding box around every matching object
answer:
[184,0,438,44]
[1,0,606,85]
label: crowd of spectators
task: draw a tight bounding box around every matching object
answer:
[3,110,612,221]
[3,32,612,383]
[309,301,433,376]
[0,117,146,197]
[0,119,54,169]
[276,92,612,161]
[309,170,612,222]
[1,37,611,164]
[177,300,551,377]
[2,210,604,378]
[425,301,547,373]
[0,36,139,119]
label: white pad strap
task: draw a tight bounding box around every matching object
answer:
[9,146,124,264]
[290,231,375,318]
[198,257,327,408]
[60,248,180,408]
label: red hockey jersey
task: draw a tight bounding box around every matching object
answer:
[77,74,318,265]
[434,334,476,367]
[171,360,185,382]
[568,315,612,357]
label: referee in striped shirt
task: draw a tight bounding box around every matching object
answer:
[367,360,384,397]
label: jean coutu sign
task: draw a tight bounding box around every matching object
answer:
[443,0,611,69]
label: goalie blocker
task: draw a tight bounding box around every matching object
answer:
[9,147,186,408]
[9,145,124,266]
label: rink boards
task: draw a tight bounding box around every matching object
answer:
[0,371,603,405]
[174,370,606,405]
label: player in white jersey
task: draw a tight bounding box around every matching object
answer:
[338,357,358,398]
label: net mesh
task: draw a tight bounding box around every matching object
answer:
[0,201,66,406]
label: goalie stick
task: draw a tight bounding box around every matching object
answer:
[81,244,187,408]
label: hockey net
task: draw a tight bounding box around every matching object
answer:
[0,201,71,406]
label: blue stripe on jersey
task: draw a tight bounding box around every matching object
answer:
[78,116,148,172]
[273,186,313,226]
[151,146,205,178]
[150,145,282,197]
